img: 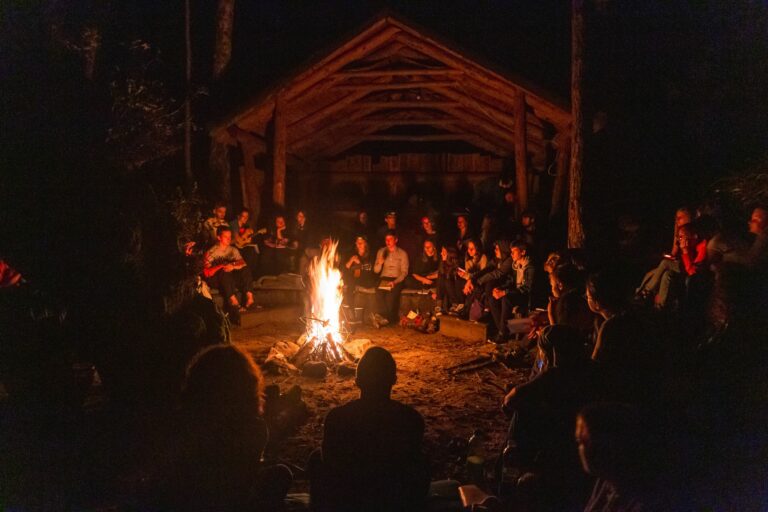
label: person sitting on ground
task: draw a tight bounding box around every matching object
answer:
[635,206,693,305]
[343,236,376,302]
[291,209,314,257]
[160,344,292,511]
[543,250,566,276]
[587,270,661,406]
[405,239,439,290]
[463,239,512,319]
[203,201,229,244]
[577,403,666,511]
[455,239,487,315]
[376,211,398,246]
[489,240,535,343]
[203,226,255,314]
[309,346,430,512]
[416,215,440,250]
[433,245,461,314]
[501,325,597,511]
[352,209,374,243]
[229,207,261,272]
[262,214,297,275]
[372,231,409,327]
[455,213,473,256]
[548,263,594,342]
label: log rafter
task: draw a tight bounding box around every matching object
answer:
[212,15,569,165]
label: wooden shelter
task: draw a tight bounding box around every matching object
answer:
[211,15,571,220]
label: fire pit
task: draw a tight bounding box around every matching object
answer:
[263,241,372,376]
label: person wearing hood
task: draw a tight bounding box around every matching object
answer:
[489,240,535,343]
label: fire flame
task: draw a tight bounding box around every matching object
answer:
[306,240,345,359]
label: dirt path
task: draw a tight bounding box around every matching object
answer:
[232,308,529,482]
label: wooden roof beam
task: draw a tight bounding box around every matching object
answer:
[335,68,464,78]
[435,87,546,140]
[224,25,402,131]
[393,31,570,126]
[354,101,460,109]
[332,80,456,91]
[288,87,382,130]
[289,106,380,151]
[441,109,546,150]
[360,134,477,141]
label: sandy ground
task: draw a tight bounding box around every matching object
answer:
[232,307,529,483]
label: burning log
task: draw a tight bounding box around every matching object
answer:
[293,338,315,368]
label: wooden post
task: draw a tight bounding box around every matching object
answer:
[272,92,287,208]
[568,0,587,248]
[550,136,570,219]
[238,139,264,222]
[514,91,529,214]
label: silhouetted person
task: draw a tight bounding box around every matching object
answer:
[310,347,429,512]
[577,403,667,511]
[502,325,597,510]
[160,344,291,510]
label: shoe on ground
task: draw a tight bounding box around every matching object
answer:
[453,303,465,313]
[375,313,390,326]
[369,312,380,329]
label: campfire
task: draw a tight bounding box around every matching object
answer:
[263,240,372,376]
[298,240,348,364]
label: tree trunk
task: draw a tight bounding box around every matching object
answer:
[184,0,194,187]
[81,25,100,81]
[212,0,235,80]
[568,0,587,248]
[550,136,570,219]
[210,0,236,202]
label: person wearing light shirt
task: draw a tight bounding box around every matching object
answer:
[372,231,409,326]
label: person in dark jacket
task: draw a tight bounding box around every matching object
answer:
[489,240,535,342]
[405,239,439,290]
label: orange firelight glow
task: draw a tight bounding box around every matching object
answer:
[305,240,345,360]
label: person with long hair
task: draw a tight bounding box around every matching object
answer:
[406,239,439,290]
[343,236,376,302]
[462,239,512,320]
[433,245,461,314]
[160,344,291,510]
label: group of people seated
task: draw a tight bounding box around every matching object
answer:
[164,199,768,511]
[333,208,542,334]
[197,200,545,334]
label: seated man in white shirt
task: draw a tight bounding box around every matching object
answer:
[372,231,409,327]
